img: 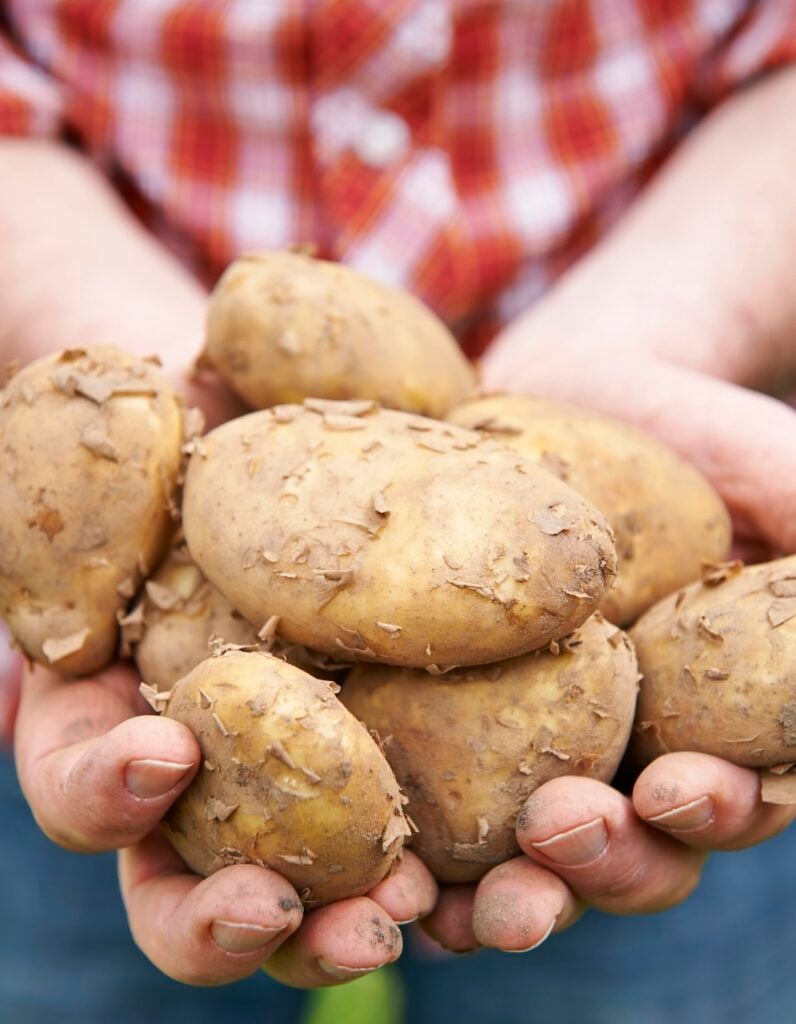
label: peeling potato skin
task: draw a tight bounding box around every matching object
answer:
[0,347,183,675]
[134,546,259,692]
[160,650,409,906]
[448,395,731,626]
[342,614,639,883]
[630,557,796,769]
[203,251,476,418]
[182,403,617,668]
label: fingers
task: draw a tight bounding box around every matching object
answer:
[472,857,581,952]
[633,752,796,851]
[15,663,200,852]
[366,850,438,925]
[264,898,403,988]
[119,830,303,986]
[420,885,479,953]
[517,776,705,914]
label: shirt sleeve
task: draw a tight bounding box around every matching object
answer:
[0,26,62,136]
[696,0,796,103]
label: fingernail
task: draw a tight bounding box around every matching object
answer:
[316,957,377,980]
[647,795,714,832]
[125,758,193,799]
[394,915,418,926]
[211,920,287,954]
[531,817,608,866]
[505,916,556,954]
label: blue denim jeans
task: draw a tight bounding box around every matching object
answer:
[2,751,794,1024]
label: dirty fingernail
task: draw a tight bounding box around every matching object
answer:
[211,920,287,954]
[316,958,378,980]
[504,916,556,953]
[125,758,193,799]
[647,795,714,832]
[531,817,608,866]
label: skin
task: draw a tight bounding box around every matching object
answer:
[4,64,796,976]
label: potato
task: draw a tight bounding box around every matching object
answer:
[133,543,260,692]
[153,649,410,906]
[203,251,475,417]
[183,401,617,669]
[132,543,346,690]
[342,613,638,883]
[630,557,796,770]
[0,346,184,675]
[448,395,731,625]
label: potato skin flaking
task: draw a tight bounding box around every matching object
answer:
[203,250,476,417]
[342,613,639,882]
[448,394,731,626]
[631,556,796,769]
[182,401,618,668]
[156,650,410,906]
[0,346,184,675]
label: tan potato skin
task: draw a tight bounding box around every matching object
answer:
[448,395,731,626]
[0,347,183,675]
[342,614,639,883]
[203,251,475,417]
[630,557,796,769]
[134,547,259,692]
[160,650,410,906]
[183,403,617,669]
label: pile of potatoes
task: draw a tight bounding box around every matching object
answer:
[3,250,795,913]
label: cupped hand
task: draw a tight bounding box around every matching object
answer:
[443,273,796,953]
[424,765,796,954]
[13,659,437,987]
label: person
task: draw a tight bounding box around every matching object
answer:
[1,1,796,1020]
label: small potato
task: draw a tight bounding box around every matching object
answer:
[0,347,184,675]
[183,402,617,669]
[342,613,639,883]
[203,251,475,417]
[154,650,410,906]
[133,544,260,692]
[630,557,796,770]
[448,395,731,625]
[132,544,344,689]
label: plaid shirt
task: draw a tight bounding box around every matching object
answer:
[0,1,794,737]
[1,0,795,357]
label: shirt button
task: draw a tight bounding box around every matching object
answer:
[353,110,410,168]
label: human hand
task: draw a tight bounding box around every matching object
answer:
[13,659,437,986]
[427,269,796,953]
[422,760,795,953]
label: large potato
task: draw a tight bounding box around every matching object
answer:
[155,649,410,906]
[631,557,796,769]
[133,543,260,692]
[183,402,617,668]
[448,395,731,625]
[342,613,638,883]
[0,347,184,675]
[203,251,475,417]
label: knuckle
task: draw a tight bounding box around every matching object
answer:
[594,859,651,905]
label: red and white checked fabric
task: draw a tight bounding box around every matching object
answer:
[1,0,795,355]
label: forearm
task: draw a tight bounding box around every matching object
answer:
[0,139,205,377]
[485,65,796,394]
